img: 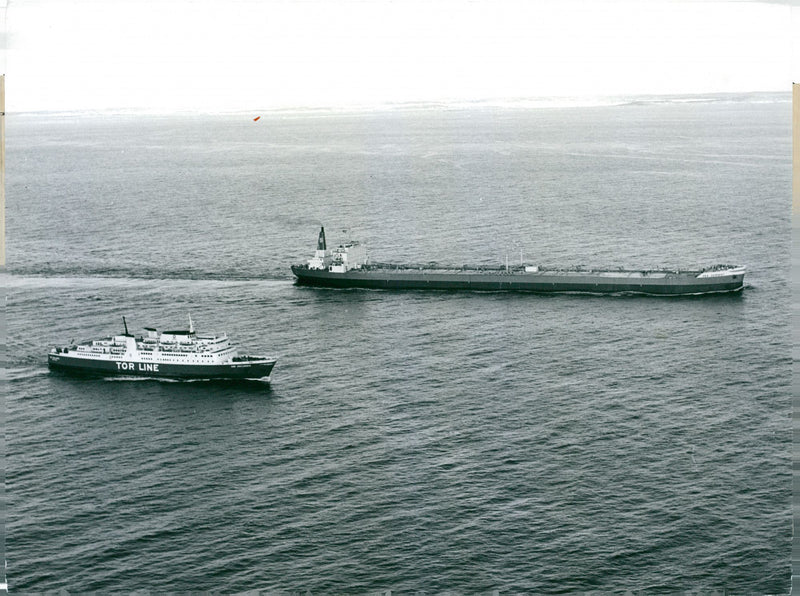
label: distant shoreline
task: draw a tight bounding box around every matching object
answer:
[7,90,792,118]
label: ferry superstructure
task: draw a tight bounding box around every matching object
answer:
[48,316,277,380]
[291,227,746,296]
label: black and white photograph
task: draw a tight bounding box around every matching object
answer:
[2,0,796,592]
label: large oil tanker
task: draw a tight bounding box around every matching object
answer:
[291,227,746,296]
[48,316,277,381]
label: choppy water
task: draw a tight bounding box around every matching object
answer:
[4,94,791,593]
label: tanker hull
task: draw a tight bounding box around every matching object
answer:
[291,265,744,296]
[292,227,746,296]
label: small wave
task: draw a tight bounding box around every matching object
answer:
[101,375,272,387]
[102,375,162,382]
[4,367,49,381]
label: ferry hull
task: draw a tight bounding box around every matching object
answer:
[291,266,744,295]
[48,354,276,380]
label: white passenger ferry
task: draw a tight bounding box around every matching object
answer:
[48,316,277,381]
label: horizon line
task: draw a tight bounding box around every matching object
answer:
[6,90,792,118]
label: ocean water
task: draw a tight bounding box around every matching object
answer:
[4,94,791,593]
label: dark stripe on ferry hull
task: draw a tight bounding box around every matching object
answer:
[48,354,276,380]
[291,266,744,295]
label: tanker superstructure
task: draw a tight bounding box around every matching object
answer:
[48,316,277,380]
[291,227,746,296]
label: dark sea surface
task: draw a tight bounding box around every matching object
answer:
[4,94,792,593]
